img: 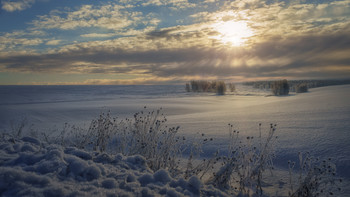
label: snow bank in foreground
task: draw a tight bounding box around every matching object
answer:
[0,137,228,197]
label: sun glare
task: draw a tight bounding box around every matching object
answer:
[212,21,254,46]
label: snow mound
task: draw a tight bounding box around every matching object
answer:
[0,137,228,196]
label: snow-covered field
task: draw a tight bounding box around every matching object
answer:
[1,84,349,196]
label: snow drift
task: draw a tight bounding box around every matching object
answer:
[0,136,227,197]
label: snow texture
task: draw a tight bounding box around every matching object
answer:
[0,137,228,197]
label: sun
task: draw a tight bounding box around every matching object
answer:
[212,21,254,46]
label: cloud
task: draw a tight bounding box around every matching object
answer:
[31,3,159,34]
[80,33,116,38]
[140,0,196,10]
[1,0,35,12]
[1,27,349,82]
[241,1,350,38]
[0,36,42,49]
[0,30,45,54]
[45,40,61,45]
[1,0,350,84]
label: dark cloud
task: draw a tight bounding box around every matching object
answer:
[252,33,350,59]
[1,30,350,81]
[146,28,178,39]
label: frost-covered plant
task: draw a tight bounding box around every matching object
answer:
[123,108,182,172]
[10,118,27,138]
[84,112,118,152]
[43,123,70,146]
[42,113,118,152]
[184,133,216,180]
[37,108,183,173]
[288,152,341,197]
[208,123,277,196]
[0,117,36,143]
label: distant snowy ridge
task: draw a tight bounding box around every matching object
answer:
[0,136,228,197]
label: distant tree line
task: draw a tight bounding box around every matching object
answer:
[295,83,308,93]
[244,79,350,96]
[185,80,235,95]
[271,79,290,96]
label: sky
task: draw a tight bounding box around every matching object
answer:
[0,0,349,85]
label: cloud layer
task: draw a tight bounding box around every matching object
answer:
[0,0,350,84]
[1,0,35,12]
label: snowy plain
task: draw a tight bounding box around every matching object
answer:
[0,84,349,196]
